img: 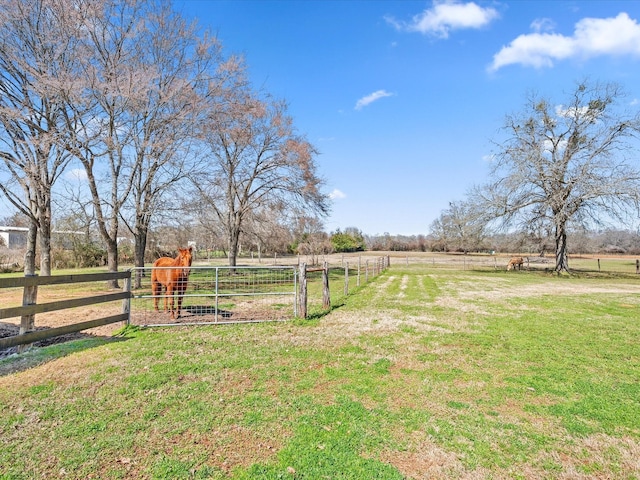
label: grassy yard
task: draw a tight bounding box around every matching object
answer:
[1,263,639,479]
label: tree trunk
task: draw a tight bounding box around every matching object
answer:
[39,217,52,276]
[106,239,120,288]
[228,227,240,267]
[133,229,147,289]
[24,220,37,276]
[554,224,569,272]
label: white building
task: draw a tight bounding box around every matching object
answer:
[0,226,28,249]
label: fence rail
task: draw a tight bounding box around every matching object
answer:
[0,271,130,350]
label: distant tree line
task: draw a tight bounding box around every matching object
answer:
[365,228,640,256]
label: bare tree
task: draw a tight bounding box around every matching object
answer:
[242,203,293,260]
[58,0,143,287]
[293,214,331,266]
[56,0,227,287]
[429,200,486,253]
[0,0,80,275]
[195,87,329,267]
[115,1,236,287]
[479,80,640,272]
[184,194,226,258]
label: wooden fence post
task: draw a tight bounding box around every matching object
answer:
[122,273,132,325]
[322,262,330,310]
[344,262,349,296]
[298,263,307,319]
[18,274,38,353]
[598,258,601,272]
[357,256,361,287]
[365,260,369,283]
[636,259,639,274]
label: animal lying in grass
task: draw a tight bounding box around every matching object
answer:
[151,247,193,319]
[506,256,524,271]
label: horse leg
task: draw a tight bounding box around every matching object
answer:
[152,280,160,311]
[167,283,176,319]
[176,281,186,319]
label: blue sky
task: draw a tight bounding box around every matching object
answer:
[175,0,640,235]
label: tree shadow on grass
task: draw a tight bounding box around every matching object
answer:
[0,323,131,377]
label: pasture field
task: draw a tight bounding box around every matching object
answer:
[1,261,639,479]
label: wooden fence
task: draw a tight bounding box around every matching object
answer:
[0,271,131,350]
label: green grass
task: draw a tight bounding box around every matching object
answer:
[1,264,639,479]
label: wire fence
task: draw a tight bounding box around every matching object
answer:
[130,265,297,327]
[384,253,640,274]
[131,257,390,325]
[300,257,388,317]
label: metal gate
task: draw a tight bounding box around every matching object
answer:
[129,265,297,327]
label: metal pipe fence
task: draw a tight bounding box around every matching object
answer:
[130,265,297,327]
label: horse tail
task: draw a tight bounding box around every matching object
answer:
[151,262,158,284]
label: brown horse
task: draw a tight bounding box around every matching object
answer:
[506,256,524,271]
[151,247,193,319]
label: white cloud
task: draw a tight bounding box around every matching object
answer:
[530,17,555,33]
[66,168,88,181]
[490,12,640,71]
[354,90,394,110]
[555,104,588,119]
[329,189,346,200]
[386,1,499,39]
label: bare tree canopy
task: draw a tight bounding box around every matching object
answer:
[113,0,238,287]
[60,0,173,286]
[52,0,237,287]
[429,200,487,253]
[195,86,329,267]
[478,80,640,272]
[0,0,326,277]
[0,0,80,274]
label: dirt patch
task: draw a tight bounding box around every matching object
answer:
[0,283,128,361]
[0,321,117,358]
[378,432,485,480]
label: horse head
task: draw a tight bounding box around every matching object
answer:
[178,246,193,275]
